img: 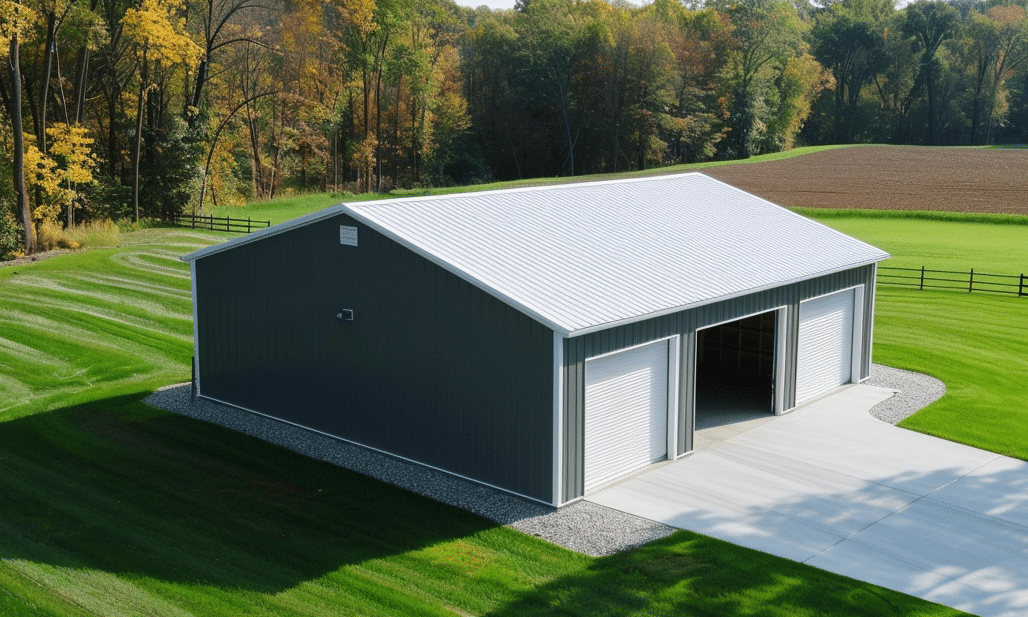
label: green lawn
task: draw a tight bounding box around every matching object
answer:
[872,287,1028,459]
[802,212,1028,274]
[804,212,1028,460]
[0,229,220,421]
[0,223,972,614]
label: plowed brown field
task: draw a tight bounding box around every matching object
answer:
[704,146,1028,215]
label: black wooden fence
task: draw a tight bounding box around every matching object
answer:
[168,213,270,234]
[879,266,1027,297]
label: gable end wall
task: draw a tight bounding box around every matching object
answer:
[194,214,555,502]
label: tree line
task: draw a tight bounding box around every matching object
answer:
[2,0,1027,254]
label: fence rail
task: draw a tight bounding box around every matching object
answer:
[879,266,1027,297]
[168,213,270,234]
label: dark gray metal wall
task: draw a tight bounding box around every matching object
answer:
[195,213,555,502]
[561,265,877,503]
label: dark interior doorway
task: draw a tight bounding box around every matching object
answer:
[695,311,776,431]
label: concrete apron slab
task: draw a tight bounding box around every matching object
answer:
[587,384,1028,617]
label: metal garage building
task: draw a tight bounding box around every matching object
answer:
[182,173,889,507]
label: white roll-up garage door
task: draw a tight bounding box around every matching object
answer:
[796,288,856,404]
[584,340,669,491]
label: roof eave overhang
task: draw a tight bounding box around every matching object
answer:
[563,255,890,338]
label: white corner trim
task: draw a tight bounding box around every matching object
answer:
[851,284,866,384]
[666,334,681,463]
[190,260,201,396]
[868,263,878,372]
[553,331,565,506]
[775,307,788,415]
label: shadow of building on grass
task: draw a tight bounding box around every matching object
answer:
[0,392,498,603]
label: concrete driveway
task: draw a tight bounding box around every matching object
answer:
[587,385,1028,617]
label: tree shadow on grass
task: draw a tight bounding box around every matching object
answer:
[484,530,974,617]
[0,392,498,597]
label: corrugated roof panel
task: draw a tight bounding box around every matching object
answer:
[341,173,889,335]
[182,173,889,335]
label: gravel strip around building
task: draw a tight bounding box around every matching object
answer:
[144,364,941,557]
[144,385,675,556]
[865,363,946,424]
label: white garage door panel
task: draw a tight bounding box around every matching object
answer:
[584,340,669,491]
[797,289,855,404]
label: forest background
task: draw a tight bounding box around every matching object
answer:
[1,0,1027,256]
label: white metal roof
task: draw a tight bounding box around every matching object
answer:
[184,173,889,337]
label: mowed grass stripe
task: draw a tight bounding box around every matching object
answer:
[66,272,193,299]
[109,250,194,280]
[0,231,218,419]
[0,309,179,381]
[3,285,193,336]
[9,265,192,307]
[3,282,193,334]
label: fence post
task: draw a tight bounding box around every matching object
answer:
[1020,274,1026,297]
[969,268,974,293]
[920,266,925,291]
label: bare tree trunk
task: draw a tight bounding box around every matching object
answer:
[247,109,261,198]
[198,90,276,211]
[132,55,148,222]
[10,32,36,253]
[375,64,384,193]
[38,11,57,155]
[374,31,389,193]
[72,0,99,127]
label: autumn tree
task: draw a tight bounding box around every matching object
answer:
[186,0,264,114]
[1,0,36,252]
[660,5,731,163]
[122,0,202,220]
[954,6,1028,144]
[712,0,806,158]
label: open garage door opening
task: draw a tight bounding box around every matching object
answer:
[695,311,777,445]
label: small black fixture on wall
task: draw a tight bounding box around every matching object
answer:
[337,309,354,322]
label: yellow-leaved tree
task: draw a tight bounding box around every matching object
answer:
[21,124,96,226]
[1,0,38,253]
[121,0,202,221]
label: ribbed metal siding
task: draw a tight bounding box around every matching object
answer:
[561,265,876,503]
[195,214,554,502]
